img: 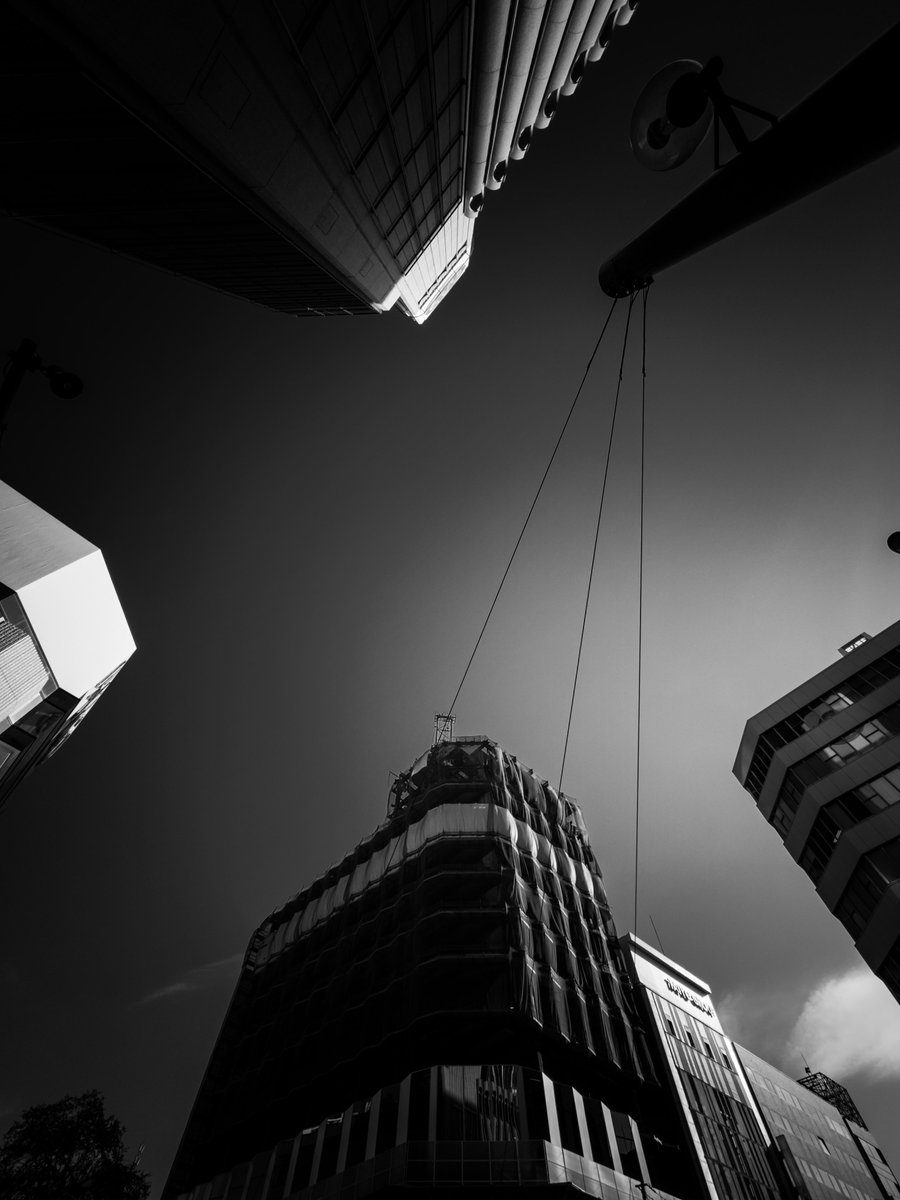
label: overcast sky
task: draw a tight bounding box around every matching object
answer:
[1,3,899,1195]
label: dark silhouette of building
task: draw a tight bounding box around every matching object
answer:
[165,737,900,1200]
[163,736,697,1200]
[1,0,637,322]
[734,619,900,1003]
[0,479,135,810]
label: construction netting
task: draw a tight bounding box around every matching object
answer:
[170,740,655,1185]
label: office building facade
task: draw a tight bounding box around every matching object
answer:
[2,0,637,322]
[621,935,784,1200]
[621,936,899,1200]
[164,736,697,1200]
[733,620,900,1003]
[737,1050,900,1200]
[0,480,135,809]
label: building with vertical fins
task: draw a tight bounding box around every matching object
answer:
[620,935,783,1200]
[1,0,637,323]
[0,480,135,809]
[621,935,900,1200]
[162,736,697,1200]
[733,619,900,1004]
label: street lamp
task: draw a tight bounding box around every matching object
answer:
[0,337,83,445]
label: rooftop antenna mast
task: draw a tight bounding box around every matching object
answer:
[433,713,455,744]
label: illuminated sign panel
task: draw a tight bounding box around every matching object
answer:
[839,632,871,656]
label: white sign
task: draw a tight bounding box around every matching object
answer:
[664,977,714,1017]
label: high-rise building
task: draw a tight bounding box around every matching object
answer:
[163,736,697,1200]
[0,480,135,809]
[2,0,637,323]
[621,935,900,1200]
[733,620,900,1003]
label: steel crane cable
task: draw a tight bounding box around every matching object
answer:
[445,297,621,719]
[634,284,650,936]
[558,292,638,795]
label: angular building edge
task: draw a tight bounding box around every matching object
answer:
[2,0,637,322]
[733,619,900,1002]
[0,479,135,808]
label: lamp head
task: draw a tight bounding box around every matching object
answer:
[43,365,84,399]
[631,60,713,171]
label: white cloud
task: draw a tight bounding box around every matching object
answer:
[788,966,900,1083]
[715,977,815,1069]
[138,953,242,1005]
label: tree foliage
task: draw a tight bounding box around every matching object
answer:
[0,1090,150,1200]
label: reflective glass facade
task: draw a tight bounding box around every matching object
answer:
[734,619,900,1003]
[737,1048,900,1200]
[622,937,783,1200]
[164,738,696,1200]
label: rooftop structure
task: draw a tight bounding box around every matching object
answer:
[796,1072,866,1129]
[2,0,637,322]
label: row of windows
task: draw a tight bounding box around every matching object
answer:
[668,1038,746,1113]
[216,946,646,1112]
[744,646,900,798]
[834,838,900,938]
[762,1109,872,1180]
[258,846,619,1007]
[664,1015,732,1068]
[269,790,603,952]
[295,0,469,271]
[797,1153,877,1200]
[769,704,900,839]
[659,999,733,1071]
[183,1063,653,1200]
[657,996,731,1061]
[831,767,900,826]
[858,1141,900,1200]
[798,761,900,884]
[679,1071,779,1200]
[878,934,900,1001]
[743,1068,848,1137]
[259,827,617,992]
[799,809,843,884]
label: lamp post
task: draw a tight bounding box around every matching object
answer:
[0,338,83,446]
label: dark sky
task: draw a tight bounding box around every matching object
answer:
[1,4,899,1195]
